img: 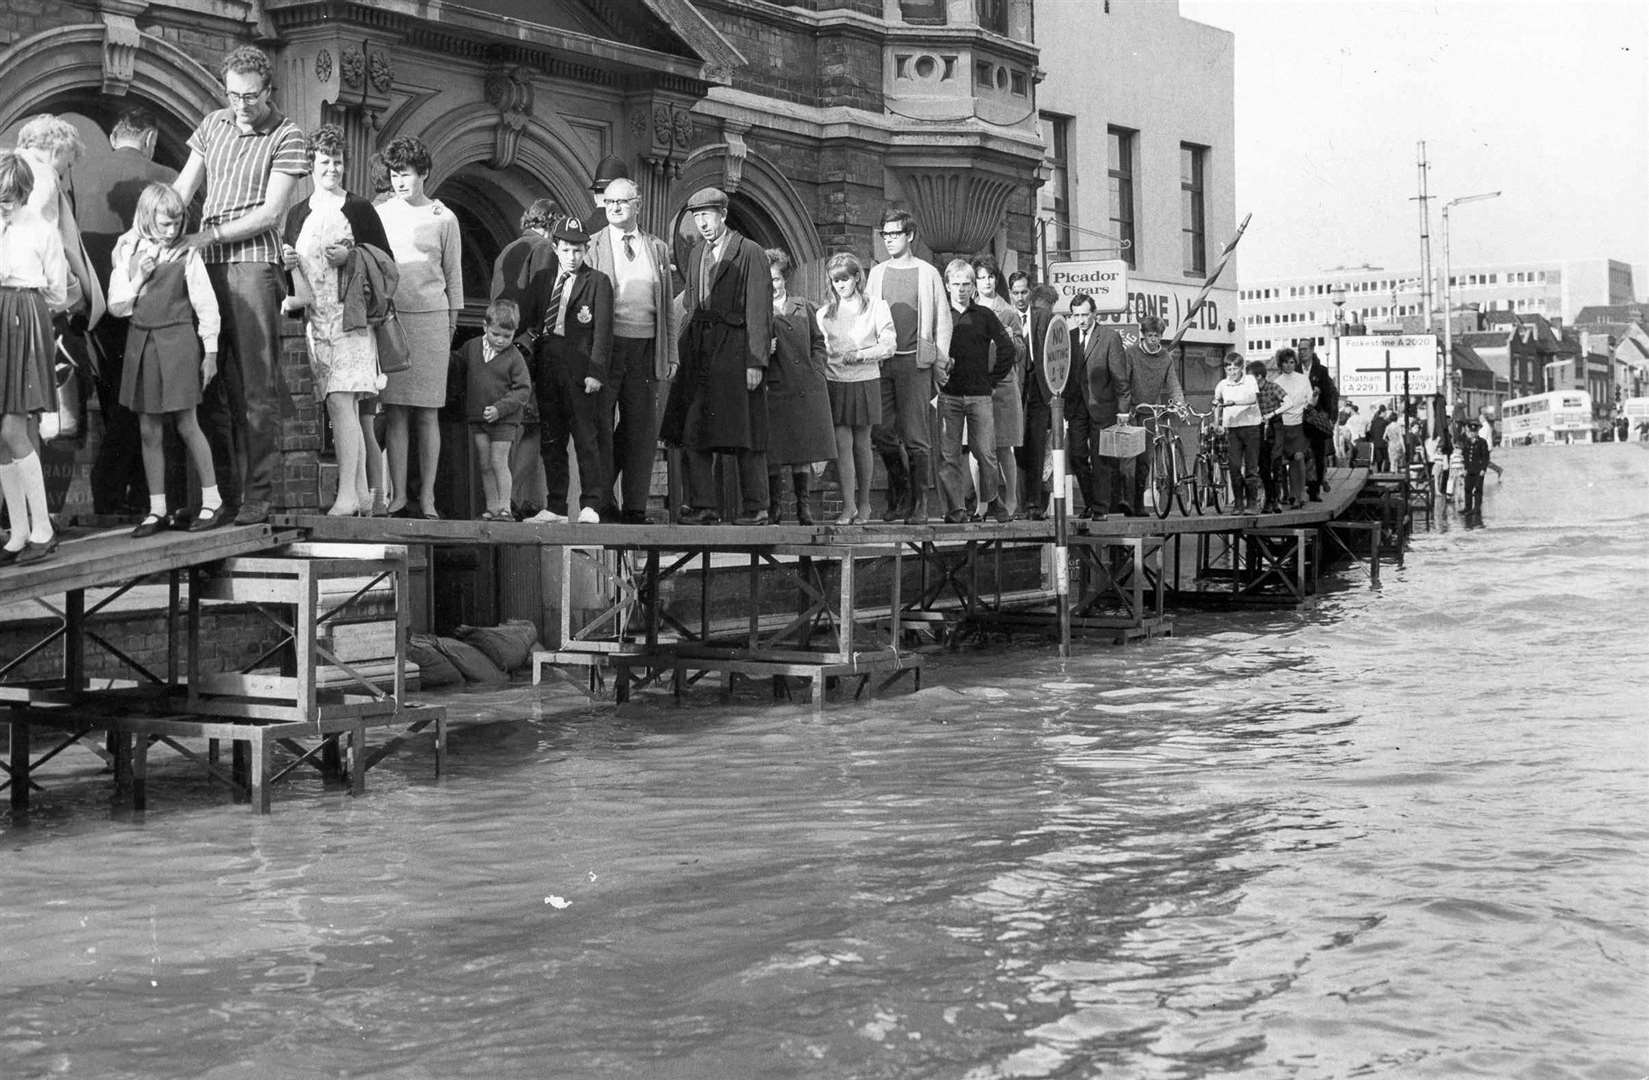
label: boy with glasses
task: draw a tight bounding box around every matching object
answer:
[865,210,951,524]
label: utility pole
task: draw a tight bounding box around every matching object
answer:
[1412,141,1434,332]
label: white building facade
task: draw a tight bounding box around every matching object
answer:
[1239,258,1638,358]
[1035,0,1239,401]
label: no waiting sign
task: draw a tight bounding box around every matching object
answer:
[1338,335,1439,396]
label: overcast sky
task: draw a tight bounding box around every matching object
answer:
[1178,0,1648,290]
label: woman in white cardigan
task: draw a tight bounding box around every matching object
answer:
[817,253,896,525]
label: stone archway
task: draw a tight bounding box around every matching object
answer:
[0,24,222,149]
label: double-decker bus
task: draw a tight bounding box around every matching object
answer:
[1499,390,1594,444]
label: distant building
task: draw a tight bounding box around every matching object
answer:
[1035,0,1240,399]
[1238,258,1638,357]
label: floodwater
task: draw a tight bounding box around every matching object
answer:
[3,444,1646,1079]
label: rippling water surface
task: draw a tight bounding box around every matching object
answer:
[4,445,1646,1079]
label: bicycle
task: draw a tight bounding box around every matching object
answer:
[1130,401,1192,519]
[1188,408,1229,515]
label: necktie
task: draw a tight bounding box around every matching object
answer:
[622,233,636,261]
[700,242,716,302]
[548,272,569,335]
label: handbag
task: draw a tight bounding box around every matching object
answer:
[374,301,411,374]
[1303,404,1334,436]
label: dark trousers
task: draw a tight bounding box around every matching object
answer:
[88,317,147,513]
[1225,424,1262,509]
[1463,471,1485,516]
[1018,397,1052,511]
[684,447,767,513]
[1259,422,1280,507]
[202,262,283,507]
[1306,429,1330,494]
[871,353,934,461]
[1063,399,1094,509]
[598,335,658,514]
[538,370,607,512]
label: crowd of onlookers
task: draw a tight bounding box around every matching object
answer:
[1,45,1527,569]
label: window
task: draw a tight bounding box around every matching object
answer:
[1181,143,1207,274]
[976,0,1007,34]
[898,0,946,24]
[1039,113,1072,259]
[1107,126,1136,268]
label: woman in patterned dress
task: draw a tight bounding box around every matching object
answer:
[282,125,392,516]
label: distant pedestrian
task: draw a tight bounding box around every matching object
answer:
[1460,422,1502,523]
[1212,351,1261,512]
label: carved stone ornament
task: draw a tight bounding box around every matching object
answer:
[721,125,748,193]
[630,110,648,140]
[368,49,393,93]
[672,108,692,150]
[652,103,673,147]
[101,13,141,96]
[315,49,333,83]
[484,66,535,170]
[341,47,365,89]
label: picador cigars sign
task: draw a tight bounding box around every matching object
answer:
[1048,263,1235,342]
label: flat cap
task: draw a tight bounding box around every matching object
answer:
[551,215,589,245]
[685,186,729,213]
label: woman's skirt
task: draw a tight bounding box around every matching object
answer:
[0,286,56,416]
[828,379,881,427]
[121,322,202,414]
[380,308,452,408]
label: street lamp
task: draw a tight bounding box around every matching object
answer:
[1330,283,1347,386]
[1440,191,1501,417]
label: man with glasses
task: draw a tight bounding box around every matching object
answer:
[173,46,307,525]
[587,176,676,523]
[935,260,1016,524]
[866,210,951,524]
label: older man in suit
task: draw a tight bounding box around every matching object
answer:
[661,186,771,525]
[587,176,677,523]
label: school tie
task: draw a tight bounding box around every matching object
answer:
[622,232,636,261]
[548,272,569,335]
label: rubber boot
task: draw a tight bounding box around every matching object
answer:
[880,451,909,522]
[793,471,814,525]
[905,451,931,524]
[767,470,784,524]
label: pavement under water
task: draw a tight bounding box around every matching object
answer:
[2,443,1646,1079]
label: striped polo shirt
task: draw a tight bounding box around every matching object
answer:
[186,106,308,264]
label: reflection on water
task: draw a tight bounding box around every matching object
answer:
[4,445,1647,1079]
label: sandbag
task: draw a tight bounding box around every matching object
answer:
[407,632,462,688]
[457,619,540,673]
[435,636,509,685]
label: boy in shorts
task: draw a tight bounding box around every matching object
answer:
[453,299,532,520]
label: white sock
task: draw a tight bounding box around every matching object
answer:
[0,462,27,551]
[16,452,53,542]
[150,494,168,518]
[200,485,222,512]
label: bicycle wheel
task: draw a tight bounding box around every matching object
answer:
[1200,455,1226,517]
[1152,437,1178,519]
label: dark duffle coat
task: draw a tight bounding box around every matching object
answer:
[764,295,835,467]
[661,228,772,453]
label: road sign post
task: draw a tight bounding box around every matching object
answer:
[1042,315,1072,658]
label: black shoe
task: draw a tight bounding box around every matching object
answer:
[942,509,969,524]
[1084,507,1109,521]
[0,546,19,567]
[618,509,650,525]
[189,504,230,532]
[1114,503,1135,518]
[985,501,1012,523]
[1308,494,1322,503]
[734,509,771,526]
[16,533,59,565]
[677,507,721,525]
[233,500,270,526]
[132,514,166,539]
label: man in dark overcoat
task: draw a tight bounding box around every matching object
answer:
[1077,296,1131,518]
[661,187,772,525]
